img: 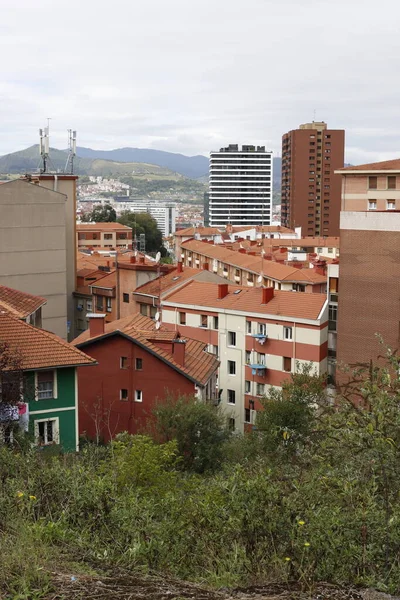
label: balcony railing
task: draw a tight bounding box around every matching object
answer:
[249,363,267,376]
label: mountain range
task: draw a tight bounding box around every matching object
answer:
[0,145,282,186]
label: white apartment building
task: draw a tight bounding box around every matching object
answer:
[162,281,328,432]
[114,201,176,237]
[209,144,273,227]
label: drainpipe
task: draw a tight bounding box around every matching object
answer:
[53,174,58,192]
[293,321,296,372]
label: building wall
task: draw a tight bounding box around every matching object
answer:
[337,211,400,378]
[281,123,344,237]
[340,173,400,212]
[0,180,68,339]
[28,367,78,452]
[77,335,196,442]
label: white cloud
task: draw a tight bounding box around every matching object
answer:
[0,0,399,164]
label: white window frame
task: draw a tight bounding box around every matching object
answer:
[34,417,59,445]
[283,326,293,341]
[245,380,251,394]
[257,352,265,365]
[258,323,267,336]
[135,390,143,403]
[246,320,252,334]
[256,383,265,396]
[106,297,112,312]
[228,360,236,375]
[368,200,377,210]
[35,370,57,401]
[245,351,252,365]
[387,200,396,210]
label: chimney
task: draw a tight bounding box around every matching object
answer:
[203,262,209,271]
[87,313,106,337]
[177,261,183,273]
[130,255,136,264]
[226,223,233,234]
[313,259,327,276]
[172,339,186,366]
[139,256,145,264]
[239,248,246,254]
[262,287,274,304]
[218,283,229,299]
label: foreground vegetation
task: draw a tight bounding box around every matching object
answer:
[2,358,400,598]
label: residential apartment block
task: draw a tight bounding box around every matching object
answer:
[209,144,273,227]
[113,201,177,237]
[77,223,132,250]
[73,313,219,442]
[281,122,345,236]
[162,281,328,432]
[335,159,400,211]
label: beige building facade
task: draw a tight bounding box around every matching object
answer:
[0,179,68,338]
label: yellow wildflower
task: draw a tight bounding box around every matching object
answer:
[29,495,36,501]
[16,491,24,498]
[285,557,291,561]
[298,520,305,526]
[304,542,310,547]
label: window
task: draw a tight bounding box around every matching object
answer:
[258,323,267,336]
[86,300,93,312]
[256,383,265,396]
[140,303,147,316]
[244,408,251,423]
[317,247,323,253]
[37,371,56,400]
[179,312,186,325]
[120,389,128,401]
[200,314,208,328]
[228,360,236,375]
[387,200,396,210]
[106,297,112,312]
[104,233,113,240]
[149,305,157,319]
[368,200,377,210]
[120,357,128,369]
[245,380,251,394]
[329,305,338,331]
[96,296,103,311]
[213,316,219,329]
[388,176,396,190]
[368,176,378,190]
[135,390,143,402]
[246,320,252,334]
[283,357,291,372]
[257,352,265,365]
[212,345,219,356]
[123,293,129,303]
[227,389,236,404]
[283,326,293,341]
[245,351,251,364]
[36,419,58,445]
[228,331,236,346]
[135,357,143,370]
[228,418,236,432]
[328,247,333,254]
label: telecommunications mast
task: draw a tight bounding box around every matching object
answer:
[39,121,50,173]
[65,129,77,173]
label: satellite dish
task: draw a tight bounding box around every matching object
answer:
[155,312,160,321]
[261,249,265,256]
[257,275,263,283]
[155,252,161,264]
[134,250,138,257]
[155,321,161,330]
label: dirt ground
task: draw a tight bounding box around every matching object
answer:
[45,572,400,600]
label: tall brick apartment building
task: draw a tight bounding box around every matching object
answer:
[335,159,400,378]
[281,122,345,237]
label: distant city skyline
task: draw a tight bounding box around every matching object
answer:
[0,0,399,165]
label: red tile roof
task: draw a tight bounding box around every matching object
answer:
[77,223,132,231]
[90,271,116,290]
[134,266,200,297]
[0,313,96,370]
[163,281,327,321]
[73,313,219,386]
[337,159,400,172]
[0,286,47,319]
[175,226,221,237]
[181,239,326,284]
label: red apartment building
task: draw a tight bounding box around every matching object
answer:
[281,122,345,236]
[76,223,132,250]
[73,313,219,442]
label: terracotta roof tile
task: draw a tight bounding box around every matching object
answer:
[77,223,132,231]
[0,286,47,319]
[134,266,200,297]
[175,226,221,237]
[90,271,116,290]
[73,313,219,386]
[163,281,327,321]
[337,159,400,172]
[0,313,96,370]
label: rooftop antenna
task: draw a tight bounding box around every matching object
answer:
[313,108,316,122]
[65,129,77,173]
[39,119,51,173]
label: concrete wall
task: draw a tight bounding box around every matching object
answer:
[0,179,68,338]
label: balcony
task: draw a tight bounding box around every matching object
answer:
[249,363,267,376]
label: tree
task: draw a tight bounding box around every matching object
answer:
[117,211,165,254]
[150,394,231,473]
[256,363,327,453]
[81,204,116,223]
[0,343,26,442]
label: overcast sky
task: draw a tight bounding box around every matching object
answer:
[1,0,399,164]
